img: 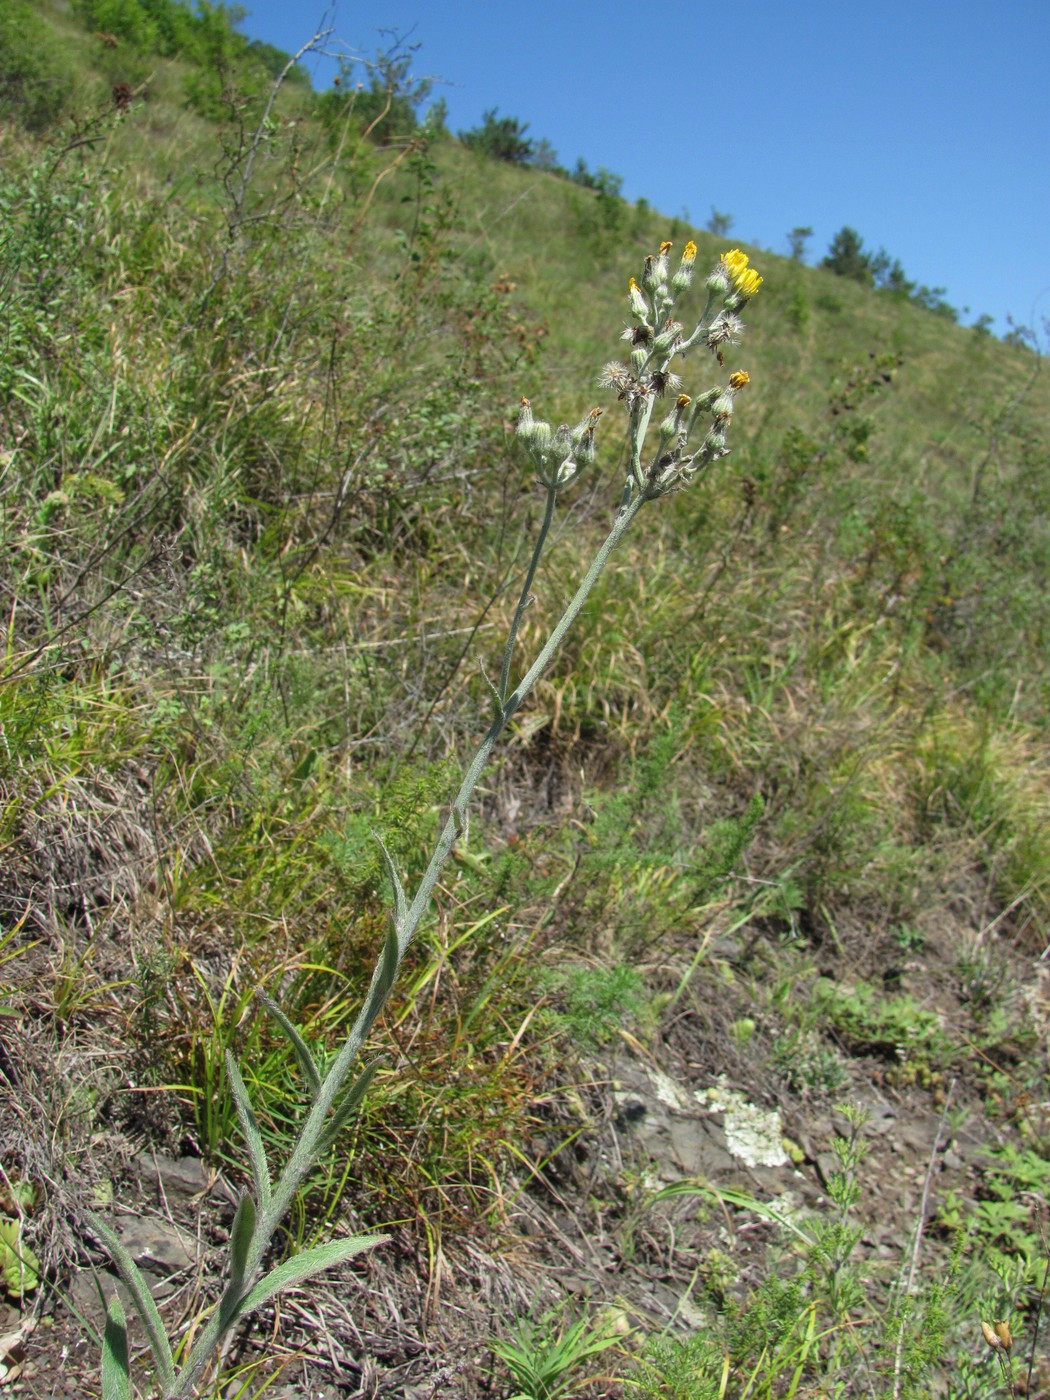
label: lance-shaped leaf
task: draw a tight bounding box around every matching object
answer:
[257,992,322,1096]
[101,1292,130,1400]
[373,921,400,1005]
[226,1191,257,1302]
[228,1233,389,1327]
[85,1211,176,1394]
[373,831,407,934]
[225,1052,271,1211]
[315,1058,382,1156]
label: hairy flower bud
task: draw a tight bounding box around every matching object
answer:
[652,319,684,356]
[516,397,553,459]
[641,242,671,294]
[627,276,649,321]
[672,240,698,293]
[657,393,691,449]
[569,407,602,469]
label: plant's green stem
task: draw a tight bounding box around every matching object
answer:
[498,480,559,703]
[171,487,649,1397]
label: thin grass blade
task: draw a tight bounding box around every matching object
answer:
[225,1051,272,1210]
[85,1211,176,1394]
[257,992,322,1095]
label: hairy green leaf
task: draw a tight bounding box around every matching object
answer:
[374,831,408,933]
[84,1211,176,1393]
[257,992,322,1096]
[315,1058,382,1155]
[101,1293,131,1400]
[225,1051,272,1209]
[227,1191,257,1298]
[232,1233,388,1325]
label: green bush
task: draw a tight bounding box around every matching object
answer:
[0,3,76,130]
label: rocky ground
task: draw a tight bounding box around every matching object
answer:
[1,771,1047,1398]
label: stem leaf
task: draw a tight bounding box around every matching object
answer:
[225,1051,272,1209]
[373,831,407,933]
[315,1057,382,1155]
[101,1292,131,1400]
[85,1210,176,1393]
[257,992,322,1096]
[231,1233,389,1325]
[227,1191,257,1298]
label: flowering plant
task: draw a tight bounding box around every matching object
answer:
[92,240,763,1399]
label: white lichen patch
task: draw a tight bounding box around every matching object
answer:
[697,1077,789,1167]
[649,1068,694,1113]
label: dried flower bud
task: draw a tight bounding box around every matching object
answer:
[981,1321,1001,1351]
[569,407,602,469]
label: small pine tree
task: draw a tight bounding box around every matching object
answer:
[460,108,534,164]
[821,226,873,283]
[787,225,813,262]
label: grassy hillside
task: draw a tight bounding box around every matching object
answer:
[2,7,1049,1398]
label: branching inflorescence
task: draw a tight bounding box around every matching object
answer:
[91,241,763,1399]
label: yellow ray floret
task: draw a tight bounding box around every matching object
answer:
[720,248,763,299]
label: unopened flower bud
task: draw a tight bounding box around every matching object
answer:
[657,394,691,448]
[706,265,730,297]
[628,276,649,320]
[672,240,698,292]
[641,244,670,294]
[652,319,683,355]
[516,397,553,458]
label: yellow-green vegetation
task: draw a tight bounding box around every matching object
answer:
[1,5,1049,1398]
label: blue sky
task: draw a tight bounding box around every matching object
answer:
[239,0,1049,340]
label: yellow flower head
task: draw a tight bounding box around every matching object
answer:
[682,241,697,264]
[720,249,763,300]
[676,393,692,408]
[728,371,751,390]
[659,240,673,256]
